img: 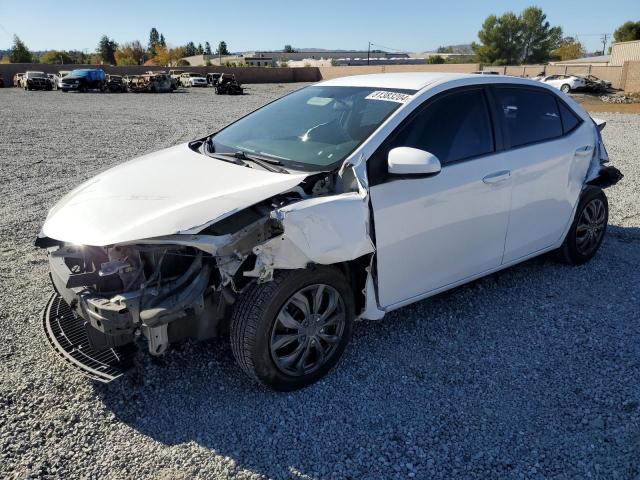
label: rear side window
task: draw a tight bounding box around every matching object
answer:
[494,88,563,147]
[558,101,581,134]
[389,89,494,164]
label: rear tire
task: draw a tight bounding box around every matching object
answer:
[560,84,571,93]
[557,186,608,265]
[230,267,354,391]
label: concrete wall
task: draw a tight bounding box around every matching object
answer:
[620,61,640,93]
[318,63,481,80]
[0,63,321,85]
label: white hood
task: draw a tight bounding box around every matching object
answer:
[42,143,308,246]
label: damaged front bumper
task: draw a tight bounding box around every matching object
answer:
[43,292,136,382]
[42,243,228,382]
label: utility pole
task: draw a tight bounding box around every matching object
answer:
[367,42,371,65]
[601,33,609,55]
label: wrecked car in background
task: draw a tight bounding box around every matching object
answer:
[126,73,173,93]
[106,74,127,93]
[37,73,621,391]
[13,73,25,87]
[215,73,243,95]
[22,71,53,91]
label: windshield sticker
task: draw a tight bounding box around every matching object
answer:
[307,96,334,106]
[365,91,412,103]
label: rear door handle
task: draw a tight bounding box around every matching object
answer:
[483,170,511,184]
[575,145,594,156]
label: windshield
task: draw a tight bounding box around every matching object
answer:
[211,86,414,170]
[27,72,46,78]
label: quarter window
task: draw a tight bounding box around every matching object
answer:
[558,101,581,134]
[389,89,494,164]
[494,87,563,147]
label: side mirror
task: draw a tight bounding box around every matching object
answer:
[388,147,441,176]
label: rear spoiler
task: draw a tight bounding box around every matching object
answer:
[592,117,606,132]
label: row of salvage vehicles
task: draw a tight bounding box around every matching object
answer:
[8,68,243,94]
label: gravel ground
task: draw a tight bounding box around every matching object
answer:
[0,85,639,480]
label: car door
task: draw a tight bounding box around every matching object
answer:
[491,86,595,263]
[368,87,513,308]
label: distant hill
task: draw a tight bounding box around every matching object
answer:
[431,44,474,55]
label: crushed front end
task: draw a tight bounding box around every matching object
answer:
[40,241,226,382]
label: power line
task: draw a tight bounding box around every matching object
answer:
[369,42,407,53]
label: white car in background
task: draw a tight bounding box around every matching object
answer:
[57,70,71,89]
[37,73,622,391]
[180,72,208,87]
[539,74,586,93]
[47,73,60,90]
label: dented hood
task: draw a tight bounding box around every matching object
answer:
[42,143,307,246]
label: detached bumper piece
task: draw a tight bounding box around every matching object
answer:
[43,293,135,383]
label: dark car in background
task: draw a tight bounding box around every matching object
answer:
[61,69,107,92]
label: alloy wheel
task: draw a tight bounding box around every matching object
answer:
[576,198,606,255]
[269,284,346,377]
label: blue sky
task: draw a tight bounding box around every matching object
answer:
[0,0,635,53]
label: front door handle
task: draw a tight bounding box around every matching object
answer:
[482,170,511,184]
[575,145,594,156]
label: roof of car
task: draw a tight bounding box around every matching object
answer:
[315,72,564,95]
[317,72,475,90]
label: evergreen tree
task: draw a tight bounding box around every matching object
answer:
[9,35,33,63]
[97,35,118,65]
[148,27,160,57]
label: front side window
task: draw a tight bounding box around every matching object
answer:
[494,87,563,147]
[211,86,413,170]
[387,89,494,165]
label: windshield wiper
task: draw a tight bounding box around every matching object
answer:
[233,151,289,174]
[202,138,288,173]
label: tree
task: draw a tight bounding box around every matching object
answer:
[148,27,160,57]
[472,7,562,65]
[114,40,146,65]
[426,54,445,64]
[67,50,88,64]
[153,45,187,67]
[216,41,229,55]
[184,41,197,56]
[204,41,212,55]
[159,33,166,47]
[40,50,73,64]
[519,7,562,63]
[9,35,33,63]
[97,35,118,64]
[472,12,522,65]
[197,43,204,55]
[283,44,297,53]
[552,37,585,61]
[613,21,640,43]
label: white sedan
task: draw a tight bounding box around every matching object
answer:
[37,73,621,390]
[539,74,586,93]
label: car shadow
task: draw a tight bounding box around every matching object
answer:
[94,225,640,478]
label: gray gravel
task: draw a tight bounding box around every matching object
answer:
[0,86,639,480]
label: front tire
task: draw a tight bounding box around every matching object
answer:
[560,84,571,93]
[230,267,354,391]
[557,186,608,265]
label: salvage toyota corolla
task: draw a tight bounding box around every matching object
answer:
[37,73,622,390]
